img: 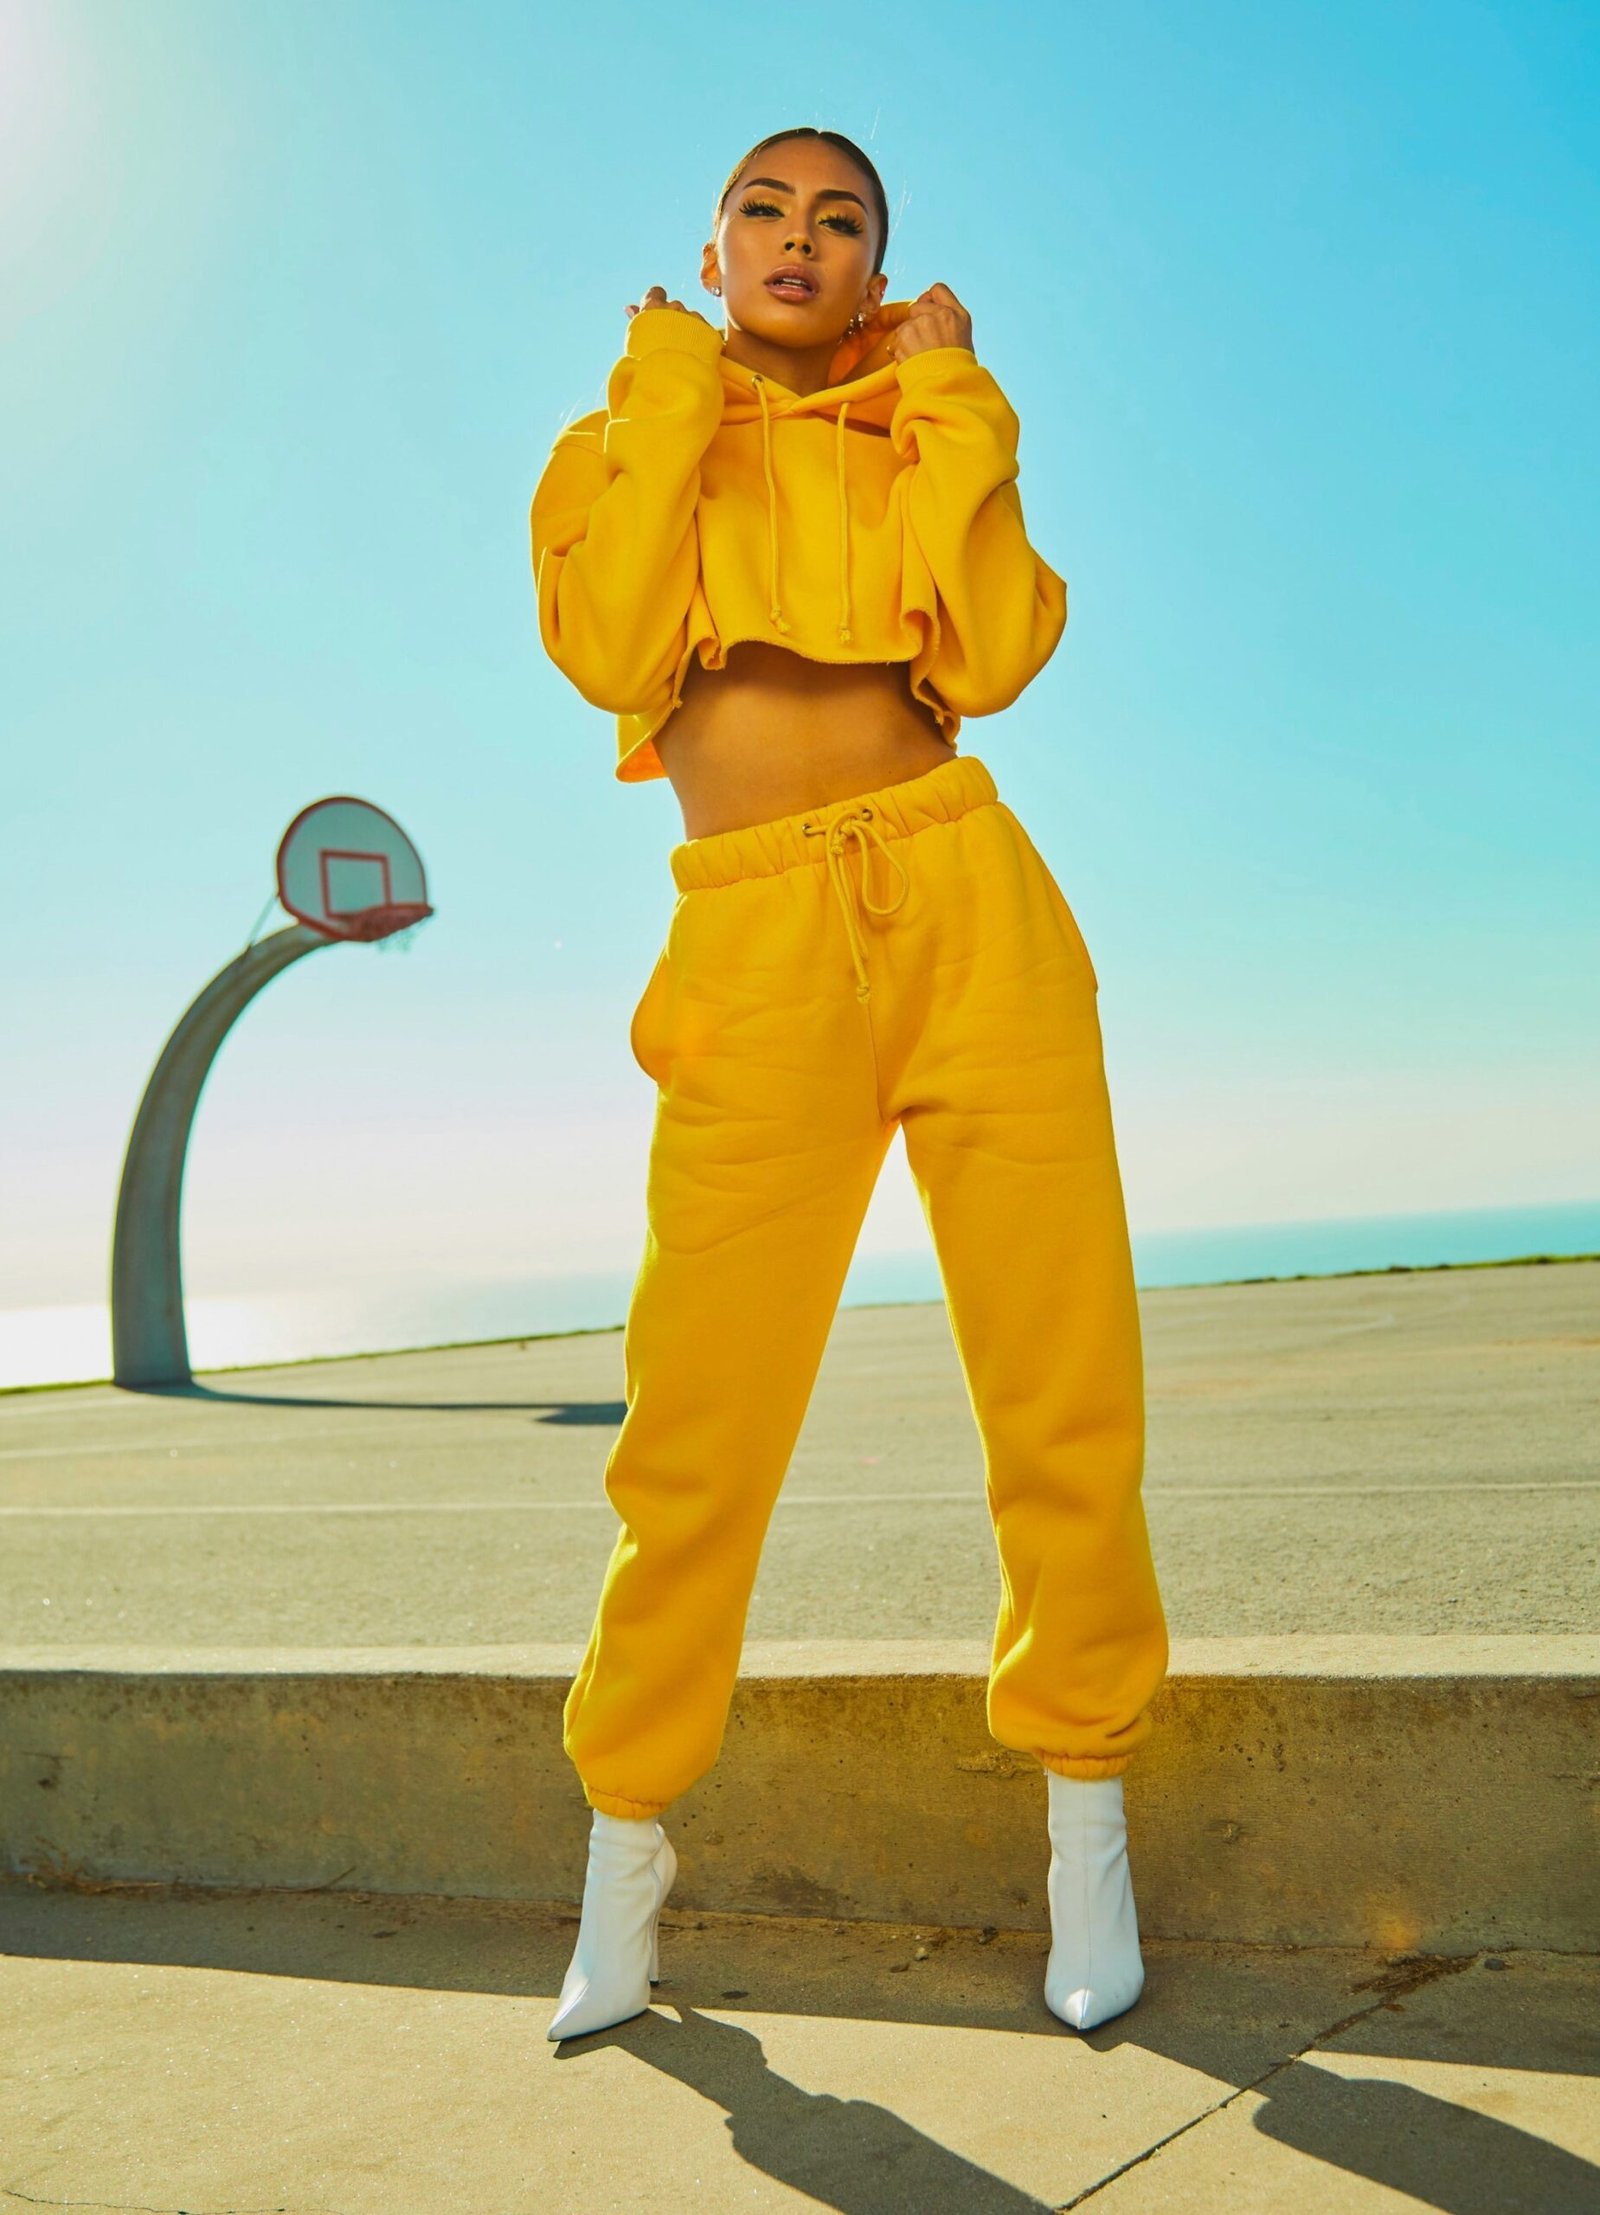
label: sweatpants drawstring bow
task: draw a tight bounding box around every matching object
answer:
[803,806,910,1003]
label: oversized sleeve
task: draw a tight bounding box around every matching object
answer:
[890,344,1067,716]
[529,307,725,711]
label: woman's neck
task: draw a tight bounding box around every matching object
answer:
[718,325,840,398]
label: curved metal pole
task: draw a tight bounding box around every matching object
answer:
[111,923,337,1389]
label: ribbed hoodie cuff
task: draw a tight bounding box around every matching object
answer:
[624,306,725,364]
[894,342,981,389]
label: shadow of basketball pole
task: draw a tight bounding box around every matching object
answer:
[110,797,432,1390]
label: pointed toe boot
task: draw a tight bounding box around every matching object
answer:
[1043,1771,1145,2032]
[547,1811,678,2042]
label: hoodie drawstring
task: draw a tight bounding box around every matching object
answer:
[753,375,854,644]
[802,805,910,1003]
[835,403,853,642]
[754,377,791,634]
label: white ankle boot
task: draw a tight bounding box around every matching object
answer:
[547,1809,678,2041]
[1043,1771,1145,2031]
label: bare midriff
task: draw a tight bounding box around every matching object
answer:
[653,640,956,839]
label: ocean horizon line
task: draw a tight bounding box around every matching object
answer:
[4,1194,1597,1396]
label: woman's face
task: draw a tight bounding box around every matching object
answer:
[705,139,885,346]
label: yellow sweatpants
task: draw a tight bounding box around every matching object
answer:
[565,750,1168,1818]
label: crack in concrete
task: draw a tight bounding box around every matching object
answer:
[3,2184,341,2215]
[1054,1951,1481,2210]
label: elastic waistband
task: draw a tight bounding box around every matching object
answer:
[669,751,999,892]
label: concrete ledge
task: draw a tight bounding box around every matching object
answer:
[3,1638,1596,1952]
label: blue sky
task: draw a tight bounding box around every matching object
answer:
[4,0,1596,1320]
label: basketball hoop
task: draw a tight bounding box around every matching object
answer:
[112,792,437,1388]
[338,900,434,943]
[276,798,434,944]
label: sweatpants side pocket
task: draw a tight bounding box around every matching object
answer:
[628,949,672,1084]
[1002,811,1101,993]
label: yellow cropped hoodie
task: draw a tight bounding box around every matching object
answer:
[529,299,1068,783]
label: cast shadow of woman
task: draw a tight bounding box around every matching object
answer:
[561,1993,1599,2215]
[559,2002,1056,2214]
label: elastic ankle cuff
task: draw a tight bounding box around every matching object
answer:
[1040,1753,1134,1781]
[585,1784,670,1819]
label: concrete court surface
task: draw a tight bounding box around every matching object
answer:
[2,1881,1596,2214]
[2,1260,1597,1647]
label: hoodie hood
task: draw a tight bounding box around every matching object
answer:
[715,296,915,428]
[714,300,918,640]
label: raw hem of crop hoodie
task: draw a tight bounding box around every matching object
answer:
[613,639,964,784]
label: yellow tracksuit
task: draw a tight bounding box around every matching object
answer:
[531,304,1167,1817]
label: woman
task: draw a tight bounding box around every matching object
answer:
[529,126,1167,2042]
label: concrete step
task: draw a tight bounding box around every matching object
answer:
[4,1636,1596,1952]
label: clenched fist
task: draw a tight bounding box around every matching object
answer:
[624,283,715,332]
[890,283,974,362]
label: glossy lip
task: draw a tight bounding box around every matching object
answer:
[765,262,819,298]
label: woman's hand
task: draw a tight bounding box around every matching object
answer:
[625,283,715,330]
[891,283,974,362]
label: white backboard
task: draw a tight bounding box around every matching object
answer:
[276,797,432,942]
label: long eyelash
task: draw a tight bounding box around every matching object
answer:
[737,195,865,236]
